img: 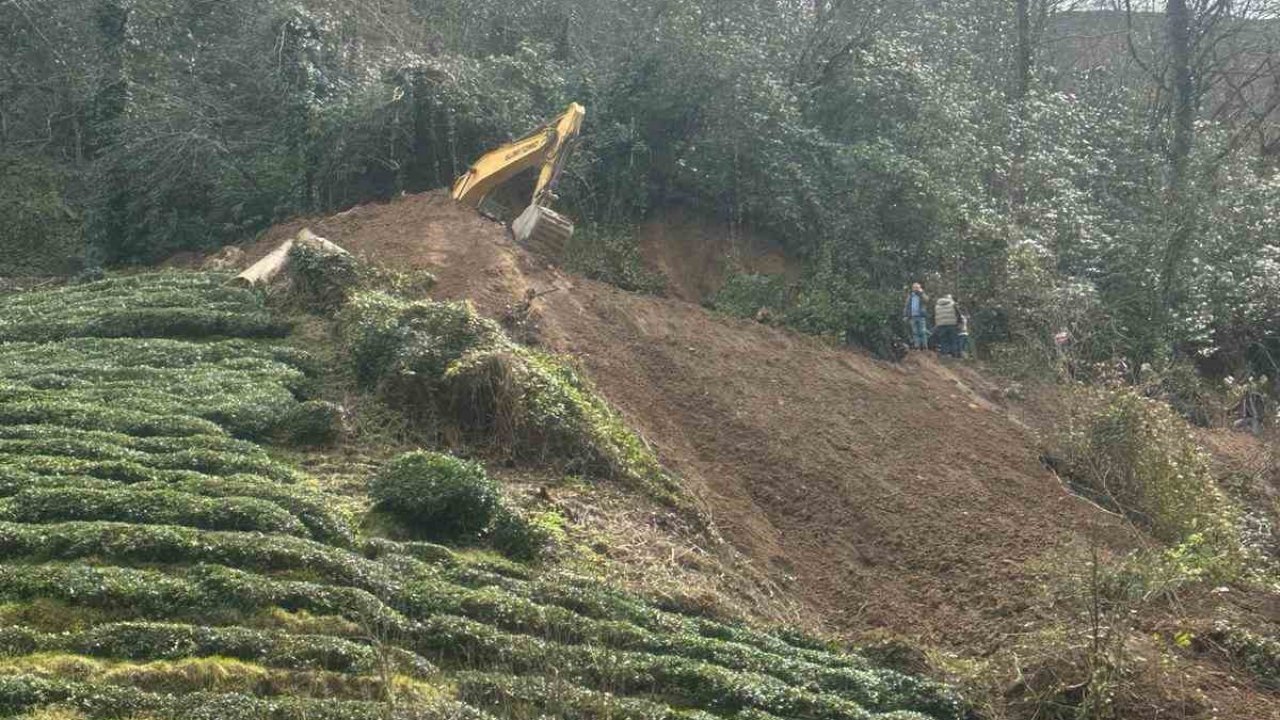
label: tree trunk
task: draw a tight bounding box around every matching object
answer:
[1014,0,1032,104]
[1009,0,1033,211]
[234,238,295,287]
[1159,0,1196,325]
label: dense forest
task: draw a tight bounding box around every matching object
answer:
[5,0,1280,380]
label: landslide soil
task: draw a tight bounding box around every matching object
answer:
[244,191,1124,650]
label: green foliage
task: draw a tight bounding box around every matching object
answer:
[0,622,434,677]
[0,277,320,442]
[369,452,499,540]
[0,273,286,342]
[339,292,501,388]
[784,282,907,360]
[0,488,308,537]
[0,674,482,720]
[562,225,665,294]
[286,400,345,446]
[713,274,789,320]
[1060,387,1242,573]
[288,242,361,314]
[484,506,562,562]
[342,291,680,503]
[0,155,82,276]
[1208,621,1280,690]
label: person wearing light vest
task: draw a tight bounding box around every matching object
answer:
[933,294,961,357]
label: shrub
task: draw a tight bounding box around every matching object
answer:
[289,240,362,314]
[337,291,411,386]
[1060,387,1242,574]
[713,273,789,320]
[286,400,345,446]
[339,292,680,503]
[562,224,665,294]
[369,452,499,540]
[0,674,487,720]
[1207,621,1280,690]
[486,506,560,562]
[339,292,501,389]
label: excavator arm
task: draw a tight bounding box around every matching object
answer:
[450,103,586,208]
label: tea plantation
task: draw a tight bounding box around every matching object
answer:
[0,273,964,719]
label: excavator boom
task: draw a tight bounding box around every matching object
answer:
[450,103,585,257]
[450,103,585,208]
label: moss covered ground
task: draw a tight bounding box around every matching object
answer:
[0,272,965,719]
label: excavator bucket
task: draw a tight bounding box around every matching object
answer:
[512,203,574,259]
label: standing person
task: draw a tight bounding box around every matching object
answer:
[903,283,930,350]
[933,294,960,357]
[955,313,971,358]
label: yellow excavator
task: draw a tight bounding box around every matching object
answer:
[450,103,585,257]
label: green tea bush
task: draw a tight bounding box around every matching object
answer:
[1061,387,1242,574]
[0,563,405,631]
[0,273,288,342]
[485,505,559,562]
[369,451,499,540]
[0,622,434,678]
[337,291,413,386]
[286,400,345,446]
[0,674,488,720]
[0,522,398,598]
[456,671,721,720]
[446,349,680,501]
[0,439,299,482]
[0,400,225,437]
[131,476,353,546]
[0,488,307,537]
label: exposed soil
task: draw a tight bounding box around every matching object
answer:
[229,191,1278,717]
[239,192,1117,644]
[635,208,797,303]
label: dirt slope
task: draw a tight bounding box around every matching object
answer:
[246,192,1119,646]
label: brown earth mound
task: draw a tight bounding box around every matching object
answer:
[240,191,1126,649]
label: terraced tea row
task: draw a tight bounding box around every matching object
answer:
[0,273,286,342]
[0,273,961,719]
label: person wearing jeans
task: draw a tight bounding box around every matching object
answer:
[933,294,961,357]
[903,283,929,350]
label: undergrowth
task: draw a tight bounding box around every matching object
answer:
[338,291,682,506]
[1057,386,1243,578]
[0,271,965,719]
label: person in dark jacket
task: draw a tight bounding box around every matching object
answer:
[903,283,929,350]
[955,313,971,358]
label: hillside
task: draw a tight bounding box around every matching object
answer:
[246,192,1120,645]
[235,191,1280,718]
[0,272,975,719]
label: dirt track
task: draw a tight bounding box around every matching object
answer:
[248,191,1123,645]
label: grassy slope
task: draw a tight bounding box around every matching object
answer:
[0,272,963,720]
